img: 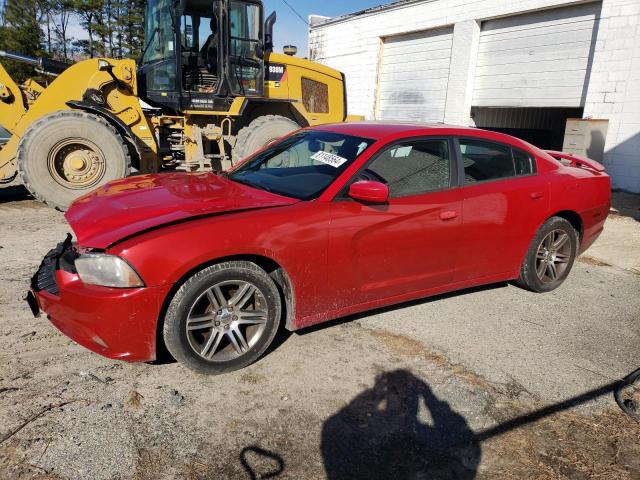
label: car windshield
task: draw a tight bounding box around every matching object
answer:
[228,130,375,199]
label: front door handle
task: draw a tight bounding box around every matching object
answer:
[439,210,458,221]
[530,192,544,200]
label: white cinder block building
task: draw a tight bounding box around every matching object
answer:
[309,0,640,193]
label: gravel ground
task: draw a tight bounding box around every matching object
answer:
[0,183,639,480]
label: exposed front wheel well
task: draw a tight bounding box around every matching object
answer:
[155,254,295,361]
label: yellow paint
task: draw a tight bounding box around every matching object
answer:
[265,52,346,124]
[70,157,85,170]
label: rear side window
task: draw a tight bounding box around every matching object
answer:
[460,139,535,184]
[513,148,535,175]
[366,139,451,197]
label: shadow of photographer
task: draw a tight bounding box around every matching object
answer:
[321,369,480,479]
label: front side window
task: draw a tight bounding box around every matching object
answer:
[365,140,452,198]
[228,131,374,199]
[229,1,262,94]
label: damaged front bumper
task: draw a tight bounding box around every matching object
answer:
[26,235,172,362]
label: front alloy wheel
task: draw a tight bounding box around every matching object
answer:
[163,261,281,374]
[186,280,269,362]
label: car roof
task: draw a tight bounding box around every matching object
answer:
[312,121,470,139]
[311,121,539,152]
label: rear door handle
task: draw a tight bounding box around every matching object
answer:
[439,210,458,221]
[530,192,544,200]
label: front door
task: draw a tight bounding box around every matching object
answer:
[328,138,462,309]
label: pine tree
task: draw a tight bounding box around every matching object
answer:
[73,0,104,58]
[119,0,145,58]
[0,0,7,25]
[50,0,74,61]
[2,0,44,81]
[0,0,7,52]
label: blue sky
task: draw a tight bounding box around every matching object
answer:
[264,1,391,53]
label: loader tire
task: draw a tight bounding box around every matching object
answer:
[232,115,300,162]
[17,110,131,211]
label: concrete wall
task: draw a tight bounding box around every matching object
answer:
[583,0,640,192]
[309,0,640,192]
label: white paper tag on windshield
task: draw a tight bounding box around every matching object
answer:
[311,150,348,168]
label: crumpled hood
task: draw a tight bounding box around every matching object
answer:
[65,172,298,248]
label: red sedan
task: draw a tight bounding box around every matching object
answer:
[27,123,610,374]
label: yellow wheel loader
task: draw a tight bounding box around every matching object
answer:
[0,0,358,210]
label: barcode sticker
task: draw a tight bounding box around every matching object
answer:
[311,151,348,168]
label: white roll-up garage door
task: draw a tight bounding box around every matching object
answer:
[473,2,601,108]
[376,27,453,122]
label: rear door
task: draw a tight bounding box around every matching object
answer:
[328,137,462,308]
[454,138,550,282]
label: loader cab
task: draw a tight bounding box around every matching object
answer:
[139,0,265,111]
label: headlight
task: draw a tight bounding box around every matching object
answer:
[75,253,144,288]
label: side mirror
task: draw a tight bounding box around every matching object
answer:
[348,181,389,204]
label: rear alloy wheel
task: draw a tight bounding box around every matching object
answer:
[517,217,578,292]
[163,261,281,374]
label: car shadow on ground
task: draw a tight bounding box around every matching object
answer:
[296,281,510,337]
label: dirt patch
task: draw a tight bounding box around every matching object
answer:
[483,409,640,479]
[578,255,612,267]
[239,372,266,385]
[368,328,519,396]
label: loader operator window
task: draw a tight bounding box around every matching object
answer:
[229,1,262,94]
[180,1,218,93]
[142,0,177,92]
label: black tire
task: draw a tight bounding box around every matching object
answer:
[232,115,300,162]
[163,261,282,374]
[17,110,130,211]
[517,216,578,292]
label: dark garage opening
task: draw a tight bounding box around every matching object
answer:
[471,107,584,151]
